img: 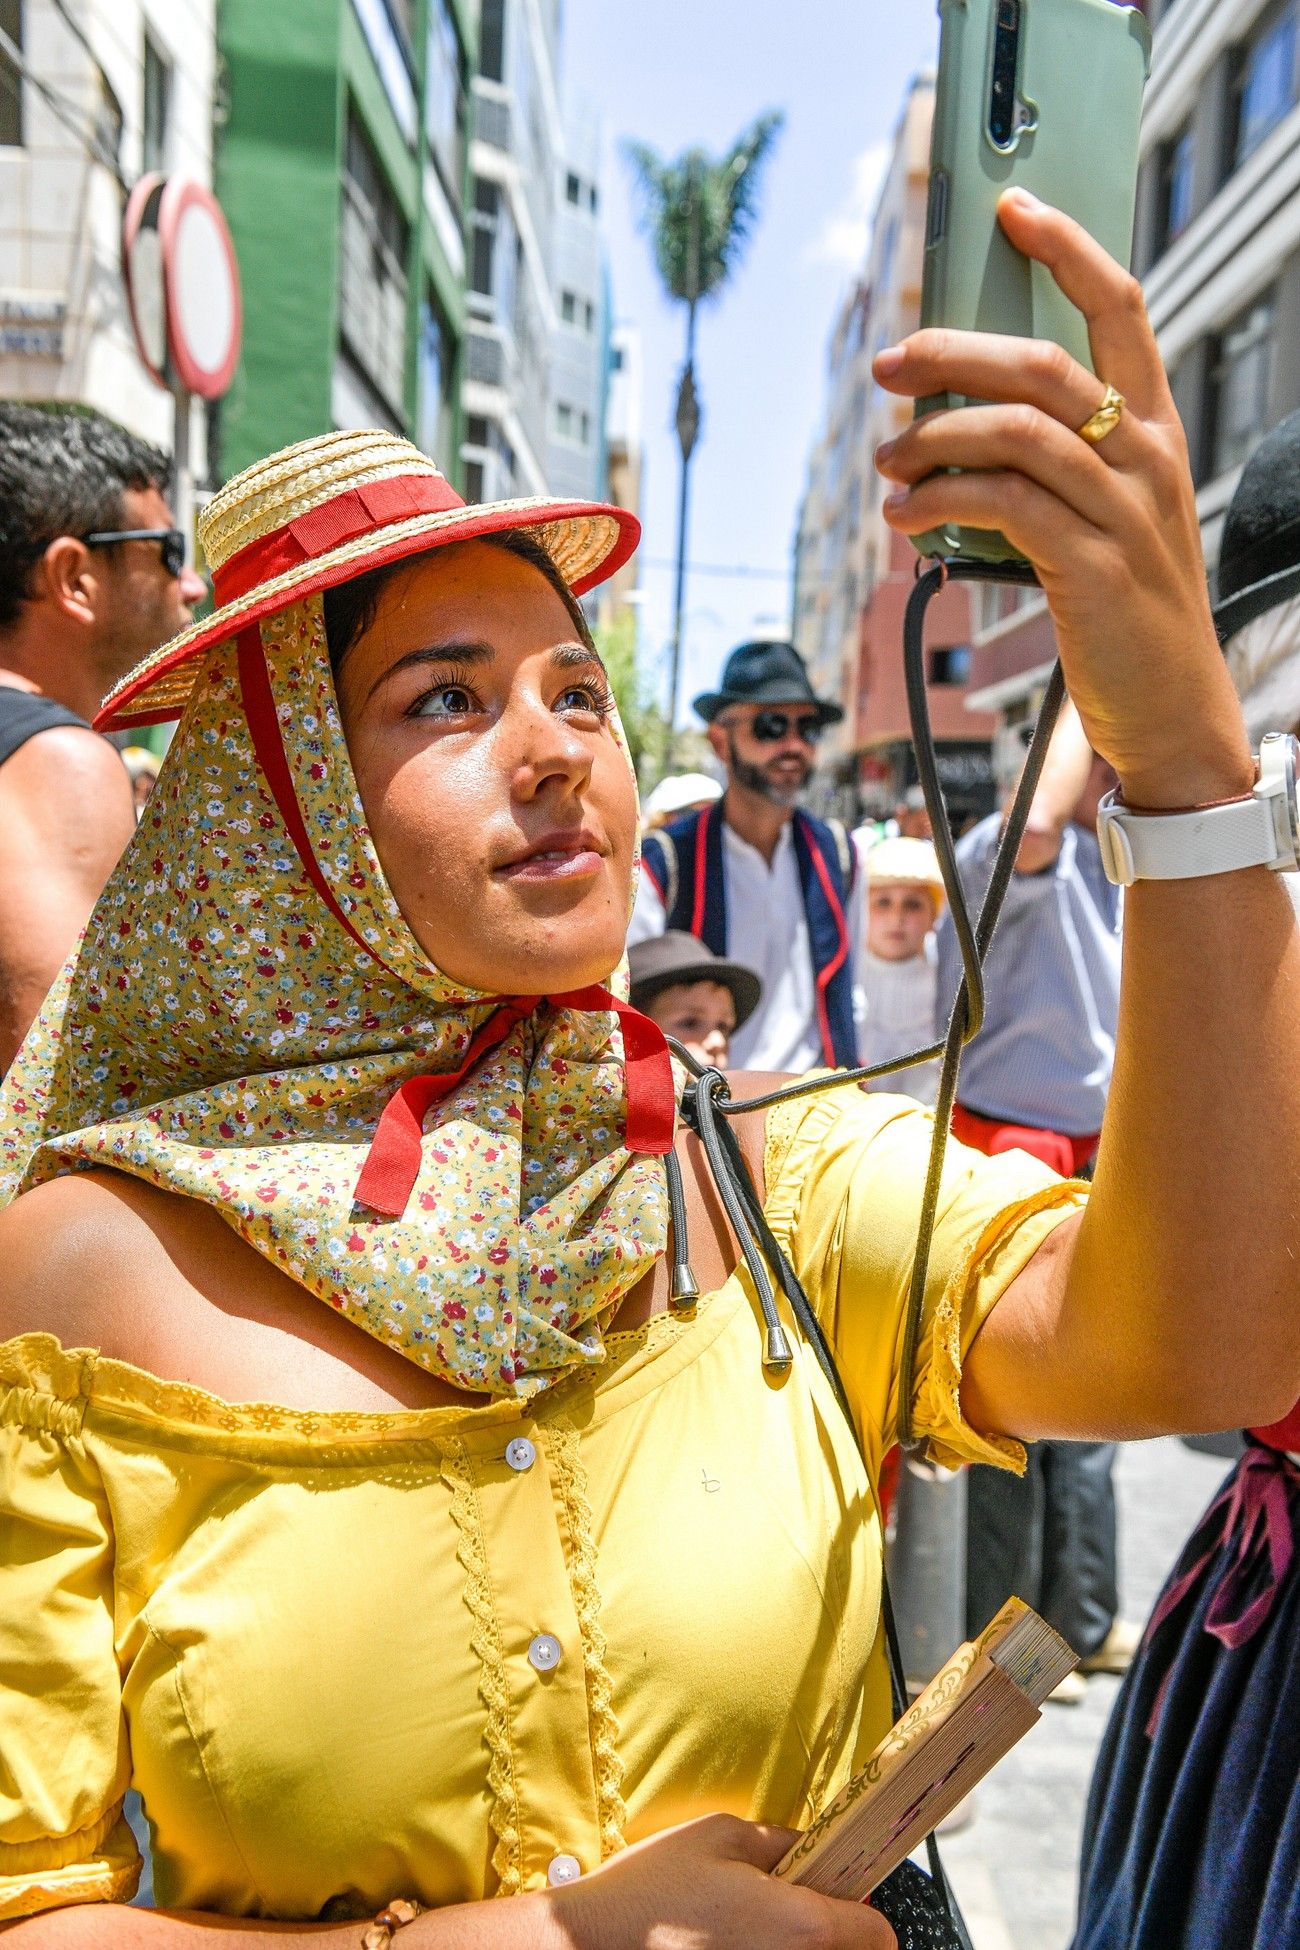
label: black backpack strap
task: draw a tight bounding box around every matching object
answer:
[0,689,92,768]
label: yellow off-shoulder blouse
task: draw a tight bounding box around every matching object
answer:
[0,1088,1084,1925]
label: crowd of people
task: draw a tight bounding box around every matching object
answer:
[0,194,1299,1950]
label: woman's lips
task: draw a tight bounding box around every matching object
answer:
[495,844,605,883]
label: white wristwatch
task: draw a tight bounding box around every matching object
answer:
[1096,732,1300,887]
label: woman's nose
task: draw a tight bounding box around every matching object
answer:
[502,693,593,796]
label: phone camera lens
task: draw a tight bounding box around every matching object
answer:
[989,3,1021,148]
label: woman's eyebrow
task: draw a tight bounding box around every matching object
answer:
[551,641,608,674]
[366,638,494,702]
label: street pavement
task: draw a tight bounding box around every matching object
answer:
[939,1435,1234,1950]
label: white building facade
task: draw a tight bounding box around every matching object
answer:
[1138,0,1300,573]
[462,0,561,501]
[0,0,215,468]
[965,0,1300,740]
[545,94,609,502]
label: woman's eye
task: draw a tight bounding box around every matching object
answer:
[556,683,613,717]
[413,684,477,720]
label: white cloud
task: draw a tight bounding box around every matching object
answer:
[806,139,892,271]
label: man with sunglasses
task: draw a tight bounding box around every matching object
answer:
[0,403,206,1070]
[630,639,861,1072]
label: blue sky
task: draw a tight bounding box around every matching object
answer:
[563,0,941,722]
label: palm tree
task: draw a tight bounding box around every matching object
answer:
[624,110,784,769]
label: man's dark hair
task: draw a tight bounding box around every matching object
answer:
[0,402,172,628]
[322,528,597,677]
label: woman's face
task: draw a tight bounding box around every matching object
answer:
[334,540,637,996]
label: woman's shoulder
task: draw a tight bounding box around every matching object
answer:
[0,1169,219,1350]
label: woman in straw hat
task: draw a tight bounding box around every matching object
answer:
[1,196,1299,1950]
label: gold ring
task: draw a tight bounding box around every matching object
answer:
[1077,384,1125,445]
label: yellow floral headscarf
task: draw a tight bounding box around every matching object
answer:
[0,596,674,1397]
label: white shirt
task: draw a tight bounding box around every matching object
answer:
[629,817,863,1074]
[853,940,940,1105]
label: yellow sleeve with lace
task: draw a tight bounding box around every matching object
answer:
[0,1378,141,1920]
[765,1083,1088,1476]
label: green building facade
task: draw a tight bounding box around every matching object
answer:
[214,0,474,488]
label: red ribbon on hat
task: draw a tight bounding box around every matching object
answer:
[215,474,466,606]
[353,986,677,1218]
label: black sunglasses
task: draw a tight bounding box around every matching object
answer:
[746,709,826,746]
[82,527,188,578]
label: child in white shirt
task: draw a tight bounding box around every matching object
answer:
[854,836,945,1104]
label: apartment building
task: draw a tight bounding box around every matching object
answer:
[545,95,610,503]
[0,0,216,466]
[966,0,1300,759]
[215,0,473,484]
[462,0,562,501]
[794,74,995,822]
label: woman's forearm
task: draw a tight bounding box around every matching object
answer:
[967,851,1300,1441]
[1072,855,1300,1430]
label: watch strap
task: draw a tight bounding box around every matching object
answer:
[1097,789,1278,887]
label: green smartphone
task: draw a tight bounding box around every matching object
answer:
[914,0,1152,564]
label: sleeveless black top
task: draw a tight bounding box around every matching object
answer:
[0,687,91,765]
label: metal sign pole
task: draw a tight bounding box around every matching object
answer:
[171,381,194,561]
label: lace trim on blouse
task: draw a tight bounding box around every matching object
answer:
[437,1436,523,1898]
[549,1422,628,1861]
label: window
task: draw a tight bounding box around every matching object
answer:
[384,0,415,63]
[876,216,898,292]
[583,298,595,331]
[469,177,518,325]
[560,289,576,323]
[588,181,598,214]
[610,343,624,371]
[142,32,171,174]
[554,401,590,445]
[470,179,498,294]
[1157,123,1196,248]
[465,458,485,503]
[351,0,417,140]
[1209,289,1276,478]
[466,414,488,446]
[1232,2,1298,167]
[565,170,581,205]
[928,645,972,686]
[424,0,465,205]
[0,0,22,146]
[480,0,505,83]
[339,111,410,412]
[417,292,454,462]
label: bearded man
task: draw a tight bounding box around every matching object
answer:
[629,640,861,1072]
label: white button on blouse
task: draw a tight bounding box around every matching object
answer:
[505,1437,536,1472]
[527,1632,562,1673]
[547,1853,582,1886]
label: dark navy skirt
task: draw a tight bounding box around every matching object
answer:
[1073,1441,1300,1950]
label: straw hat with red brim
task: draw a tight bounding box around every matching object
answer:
[96,428,641,732]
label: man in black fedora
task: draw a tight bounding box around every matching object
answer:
[1215,407,1300,738]
[629,639,861,1072]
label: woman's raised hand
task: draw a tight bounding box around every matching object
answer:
[539,1813,897,1949]
[872,189,1254,812]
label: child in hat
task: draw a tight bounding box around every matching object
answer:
[854,836,945,1103]
[628,930,761,1070]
